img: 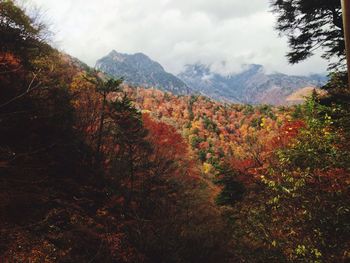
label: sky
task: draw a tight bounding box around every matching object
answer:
[29,0,329,76]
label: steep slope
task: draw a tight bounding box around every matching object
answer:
[178,63,327,105]
[95,50,190,95]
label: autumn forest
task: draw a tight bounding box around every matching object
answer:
[1,0,350,262]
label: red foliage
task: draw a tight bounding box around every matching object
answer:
[314,168,350,192]
[143,113,200,182]
[231,158,256,173]
[0,52,26,95]
[143,113,188,160]
[271,120,305,149]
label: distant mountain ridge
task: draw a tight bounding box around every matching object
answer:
[95,50,190,95]
[177,63,327,105]
[95,51,327,105]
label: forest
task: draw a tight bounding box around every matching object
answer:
[0,0,349,262]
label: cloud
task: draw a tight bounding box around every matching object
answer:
[165,0,268,20]
[30,0,329,76]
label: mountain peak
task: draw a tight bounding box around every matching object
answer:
[95,50,189,95]
[105,50,128,63]
[108,49,119,56]
[133,52,149,58]
[107,50,149,59]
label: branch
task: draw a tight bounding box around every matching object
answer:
[0,69,41,108]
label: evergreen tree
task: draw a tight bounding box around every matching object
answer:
[271,0,344,69]
[107,93,151,209]
[95,77,123,160]
[215,165,246,206]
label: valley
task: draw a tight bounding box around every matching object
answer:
[1,1,349,262]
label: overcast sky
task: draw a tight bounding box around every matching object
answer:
[29,0,329,76]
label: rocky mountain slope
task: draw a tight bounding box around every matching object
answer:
[95,50,190,95]
[178,64,327,105]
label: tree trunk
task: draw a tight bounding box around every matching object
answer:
[96,92,107,164]
[341,0,350,88]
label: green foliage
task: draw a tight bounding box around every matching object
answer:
[97,77,123,95]
[291,104,303,119]
[243,104,254,115]
[188,95,197,121]
[202,115,218,132]
[261,96,350,261]
[215,165,245,206]
[322,71,350,103]
[258,104,277,120]
[190,136,205,148]
[271,0,344,69]
[250,116,263,129]
[279,96,349,171]
[189,95,198,104]
[277,105,287,112]
[198,149,206,162]
[258,104,272,115]
[221,95,350,262]
[323,71,349,91]
[188,107,194,121]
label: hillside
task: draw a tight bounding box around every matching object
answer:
[286,86,327,104]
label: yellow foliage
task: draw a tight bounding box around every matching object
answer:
[191,120,202,131]
[203,162,213,174]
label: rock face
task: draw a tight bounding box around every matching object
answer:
[177,63,327,105]
[95,50,190,95]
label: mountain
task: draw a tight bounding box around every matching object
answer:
[177,63,328,105]
[95,50,190,95]
[96,51,327,105]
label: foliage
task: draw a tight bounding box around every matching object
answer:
[322,71,349,96]
[1,1,349,262]
[0,0,51,67]
[215,165,246,206]
[227,96,350,262]
[271,0,345,69]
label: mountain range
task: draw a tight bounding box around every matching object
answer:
[178,63,327,105]
[95,51,327,105]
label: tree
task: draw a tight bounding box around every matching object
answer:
[271,0,344,69]
[84,72,123,162]
[258,98,350,261]
[107,93,151,209]
[0,0,51,68]
[215,165,246,206]
[341,0,350,88]
[95,78,123,160]
[0,0,53,108]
